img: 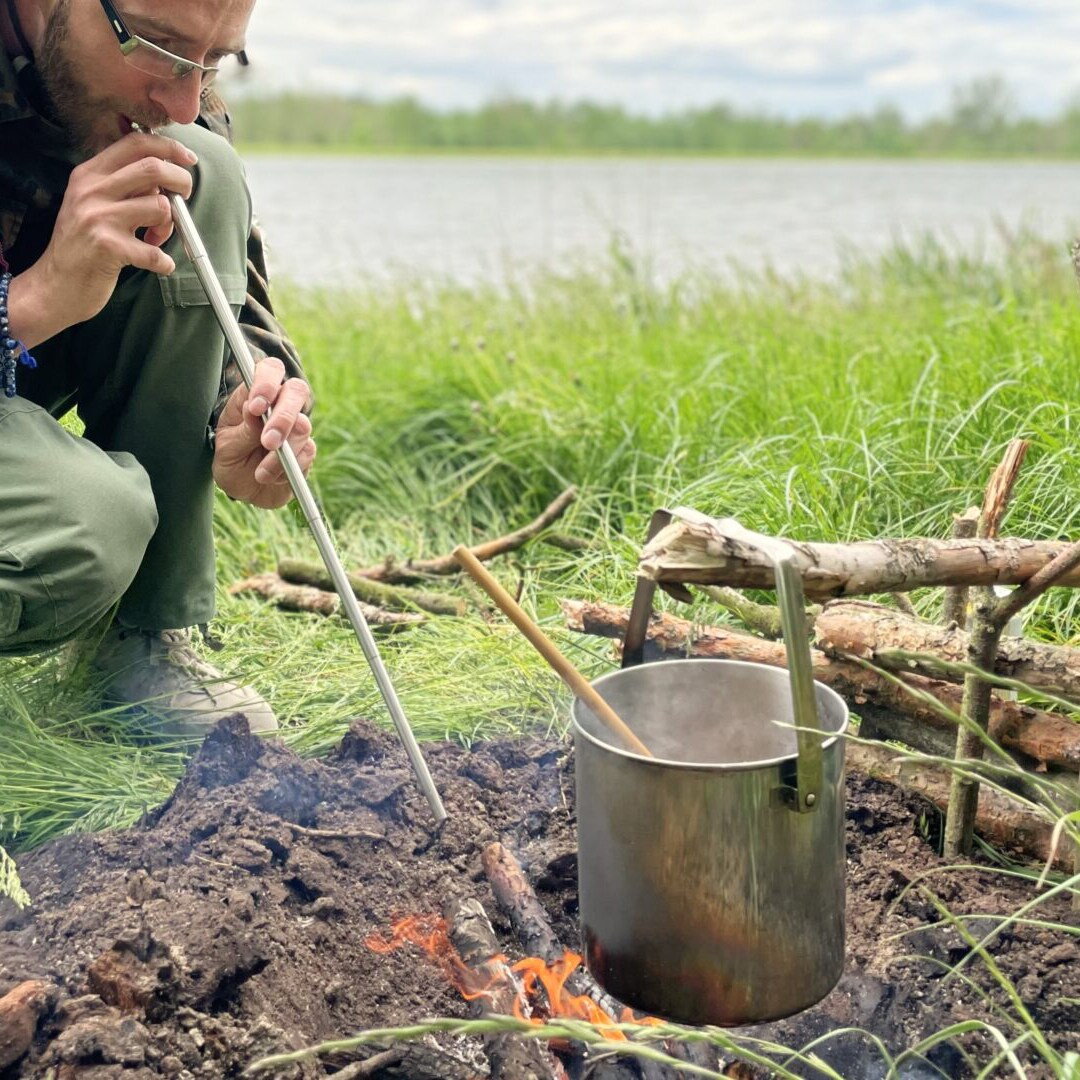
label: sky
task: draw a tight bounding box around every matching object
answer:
[220,0,1080,120]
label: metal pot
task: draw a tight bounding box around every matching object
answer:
[571,549,849,1026]
[572,659,848,1025]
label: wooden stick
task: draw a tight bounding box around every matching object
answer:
[943,507,980,627]
[228,573,426,625]
[355,487,578,584]
[638,513,1080,597]
[454,547,652,758]
[815,599,1080,702]
[278,558,466,616]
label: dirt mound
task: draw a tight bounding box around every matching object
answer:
[1,716,1077,1078]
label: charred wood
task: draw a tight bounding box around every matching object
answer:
[343,1038,488,1080]
[481,843,701,1080]
[562,600,1080,773]
[444,897,562,1080]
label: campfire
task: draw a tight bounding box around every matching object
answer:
[360,844,731,1079]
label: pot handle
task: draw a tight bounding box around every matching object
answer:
[628,509,825,813]
[773,555,824,814]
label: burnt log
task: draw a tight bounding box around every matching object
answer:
[637,509,1080,598]
[445,896,562,1080]
[562,600,1080,773]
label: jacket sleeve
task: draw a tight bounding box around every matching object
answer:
[197,87,311,431]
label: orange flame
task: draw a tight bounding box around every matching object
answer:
[366,914,652,1039]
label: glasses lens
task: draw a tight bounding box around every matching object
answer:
[122,37,216,82]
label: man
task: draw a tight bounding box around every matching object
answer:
[0,0,314,734]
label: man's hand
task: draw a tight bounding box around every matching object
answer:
[9,132,197,348]
[212,357,316,509]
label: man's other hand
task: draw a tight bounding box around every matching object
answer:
[212,356,315,509]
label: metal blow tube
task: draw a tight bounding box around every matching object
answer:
[155,144,447,822]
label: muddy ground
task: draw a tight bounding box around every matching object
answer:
[1,715,1078,1079]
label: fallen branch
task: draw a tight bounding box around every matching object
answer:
[816,599,1080,703]
[228,573,341,616]
[228,574,425,626]
[278,559,466,617]
[637,508,1080,598]
[354,486,578,584]
[561,600,1080,773]
[848,740,1070,870]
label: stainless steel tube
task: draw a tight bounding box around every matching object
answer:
[163,181,447,823]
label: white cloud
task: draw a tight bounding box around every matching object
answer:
[220,0,1080,118]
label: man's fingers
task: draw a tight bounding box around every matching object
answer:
[92,131,199,175]
[254,436,316,486]
[103,155,195,201]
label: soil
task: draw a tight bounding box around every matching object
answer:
[1,715,1078,1080]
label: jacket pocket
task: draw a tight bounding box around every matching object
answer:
[158,268,246,309]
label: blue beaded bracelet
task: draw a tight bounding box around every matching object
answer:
[0,271,36,398]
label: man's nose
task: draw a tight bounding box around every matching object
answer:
[148,76,204,127]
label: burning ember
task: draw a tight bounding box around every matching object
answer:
[365,914,645,1038]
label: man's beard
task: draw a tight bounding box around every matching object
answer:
[36,0,167,155]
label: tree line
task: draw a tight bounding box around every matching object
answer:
[224,77,1080,156]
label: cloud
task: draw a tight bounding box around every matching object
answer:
[223,0,1080,118]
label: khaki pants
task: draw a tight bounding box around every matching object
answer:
[0,123,250,653]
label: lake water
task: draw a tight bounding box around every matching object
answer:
[241,156,1080,288]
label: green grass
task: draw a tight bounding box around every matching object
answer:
[5,228,1080,849]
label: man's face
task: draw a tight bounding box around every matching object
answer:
[37,0,253,154]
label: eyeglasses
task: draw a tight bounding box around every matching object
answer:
[98,0,247,85]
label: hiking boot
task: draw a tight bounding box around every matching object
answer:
[92,624,277,738]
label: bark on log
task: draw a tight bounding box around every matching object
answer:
[816,599,1080,704]
[637,509,1080,599]
[0,980,49,1070]
[228,573,426,625]
[847,741,1071,870]
[228,573,341,616]
[278,559,466,617]
[354,487,578,584]
[562,600,1080,773]
[444,897,562,1080]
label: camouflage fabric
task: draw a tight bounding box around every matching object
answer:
[0,55,307,429]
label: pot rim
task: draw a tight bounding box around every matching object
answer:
[571,657,850,772]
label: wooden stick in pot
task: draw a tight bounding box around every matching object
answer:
[453,546,653,758]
